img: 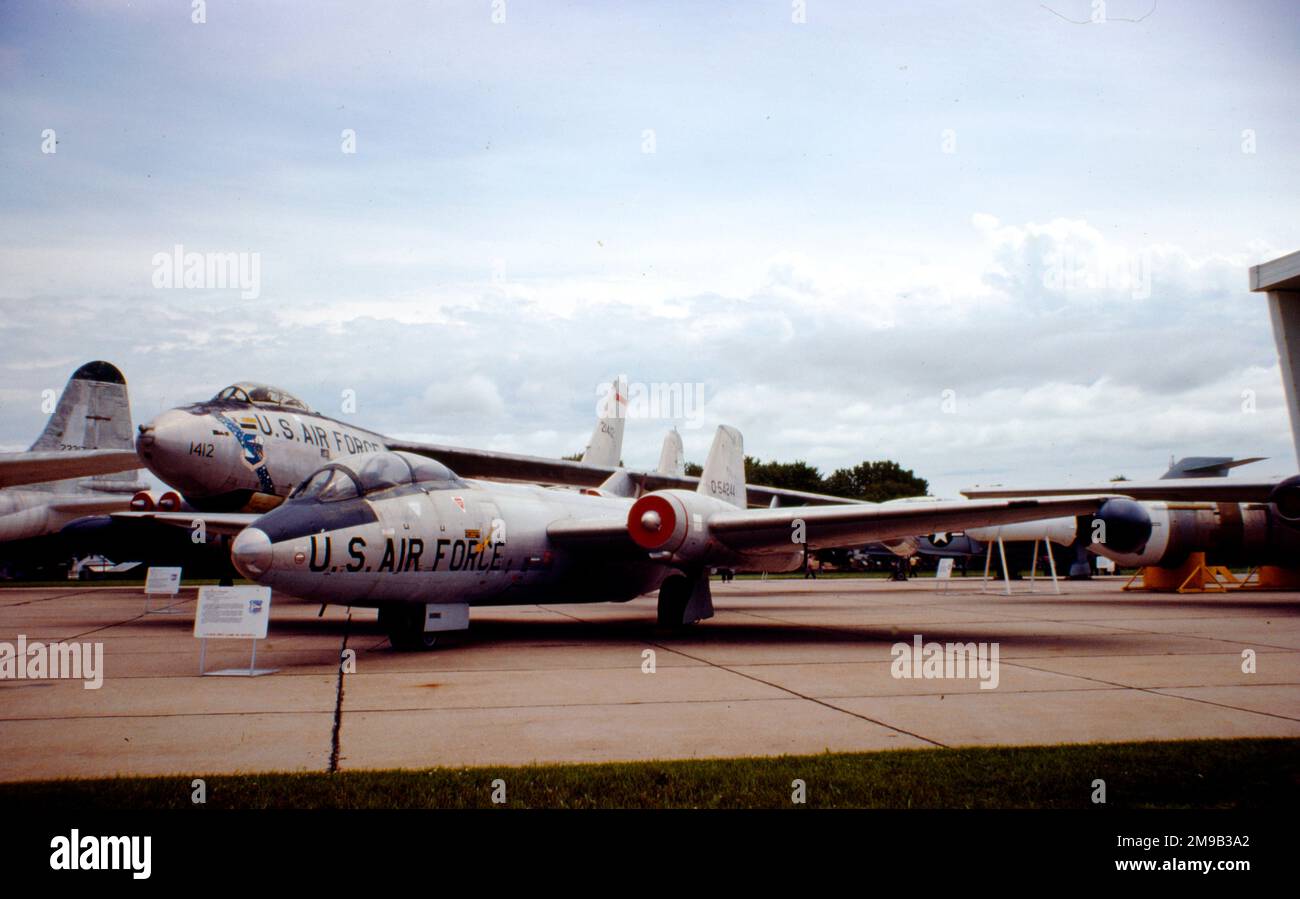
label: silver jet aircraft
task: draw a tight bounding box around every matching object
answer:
[228,425,1135,649]
[135,380,863,514]
[0,361,146,565]
[136,377,624,510]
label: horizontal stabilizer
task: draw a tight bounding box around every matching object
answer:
[0,449,141,490]
[1160,456,1266,479]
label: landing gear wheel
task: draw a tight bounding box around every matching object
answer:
[379,605,438,651]
[657,576,691,629]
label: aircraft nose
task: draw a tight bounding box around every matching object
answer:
[137,409,207,490]
[231,527,274,579]
[135,423,155,458]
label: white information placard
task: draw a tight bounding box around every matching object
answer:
[935,558,955,579]
[144,567,182,595]
[194,586,272,640]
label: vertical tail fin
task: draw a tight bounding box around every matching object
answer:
[582,376,627,468]
[697,425,746,509]
[31,361,133,452]
[656,428,685,477]
[30,361,136,487]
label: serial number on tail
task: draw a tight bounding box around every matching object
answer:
[708,480,738,497]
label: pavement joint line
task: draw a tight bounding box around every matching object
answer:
[26,594,198,645]
[717,604,1093,634]
[920,599,1300,621]
[0,589,106,608]
[648,640,949,748]
[689,607,1256,658]
[857,602,1300,654]
[1002,659,1300,724]
[530,603,948,747]
[1059,620,1300,654]
[328,609,352,774]
[2,710,338,722]
[5,658,1294,684]
[11,679,1300,724]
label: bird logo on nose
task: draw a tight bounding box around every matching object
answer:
[215,413,275,493]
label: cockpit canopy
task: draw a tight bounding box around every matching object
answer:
[290,451,465,502]
[213,382,311,412]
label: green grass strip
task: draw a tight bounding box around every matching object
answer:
[3,738,1297,809]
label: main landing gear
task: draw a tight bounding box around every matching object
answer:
[657,572,715,630]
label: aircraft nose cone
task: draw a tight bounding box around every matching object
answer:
[135,424,155,457]
[231,527,273,579]
[640,510,662,532]
[138,409,207,491]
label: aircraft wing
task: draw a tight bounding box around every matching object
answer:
[706,495,1114,552]
[46,496,137,516]
[0,449,141,489]
[387,440,860,507]
[962,477,1283,503]
[111,511,258,536]
[549,495,1116,556]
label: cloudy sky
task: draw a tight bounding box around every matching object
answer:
[2,0,1298,495]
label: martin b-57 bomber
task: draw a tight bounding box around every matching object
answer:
[228,425,1146,649]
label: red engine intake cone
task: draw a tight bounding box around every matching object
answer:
[628,494,677,550]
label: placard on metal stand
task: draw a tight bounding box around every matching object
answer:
[194,585,277,676]
[143,566,186,614]
[934,557,955,593]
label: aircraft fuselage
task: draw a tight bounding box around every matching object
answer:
[137,400,386,511]
[233,478,676,608]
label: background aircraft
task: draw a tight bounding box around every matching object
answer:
[962,255,1300,572]
[0,361,147,577]
[227,425,1142,649]
[837,456,1266,580]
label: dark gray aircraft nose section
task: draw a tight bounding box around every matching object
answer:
[231,527,273,579]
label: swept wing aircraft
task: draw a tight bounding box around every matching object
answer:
[134,380,865,517]
[0,361,140,491]
[963,252,1300,524]
[0,362,146,562]
[228,425,1137,649]
[965,455,1300,573]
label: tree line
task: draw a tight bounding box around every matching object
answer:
[566,451,930,503]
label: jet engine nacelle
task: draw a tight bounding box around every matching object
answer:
[1268,474,1300,524]
[1089,498,1153,555]
[626,490,734,564]
[129,490,183,513]
[1092,499,1300,568]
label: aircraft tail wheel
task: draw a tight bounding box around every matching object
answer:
[657,576,691,629]
[379,605,439,652]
